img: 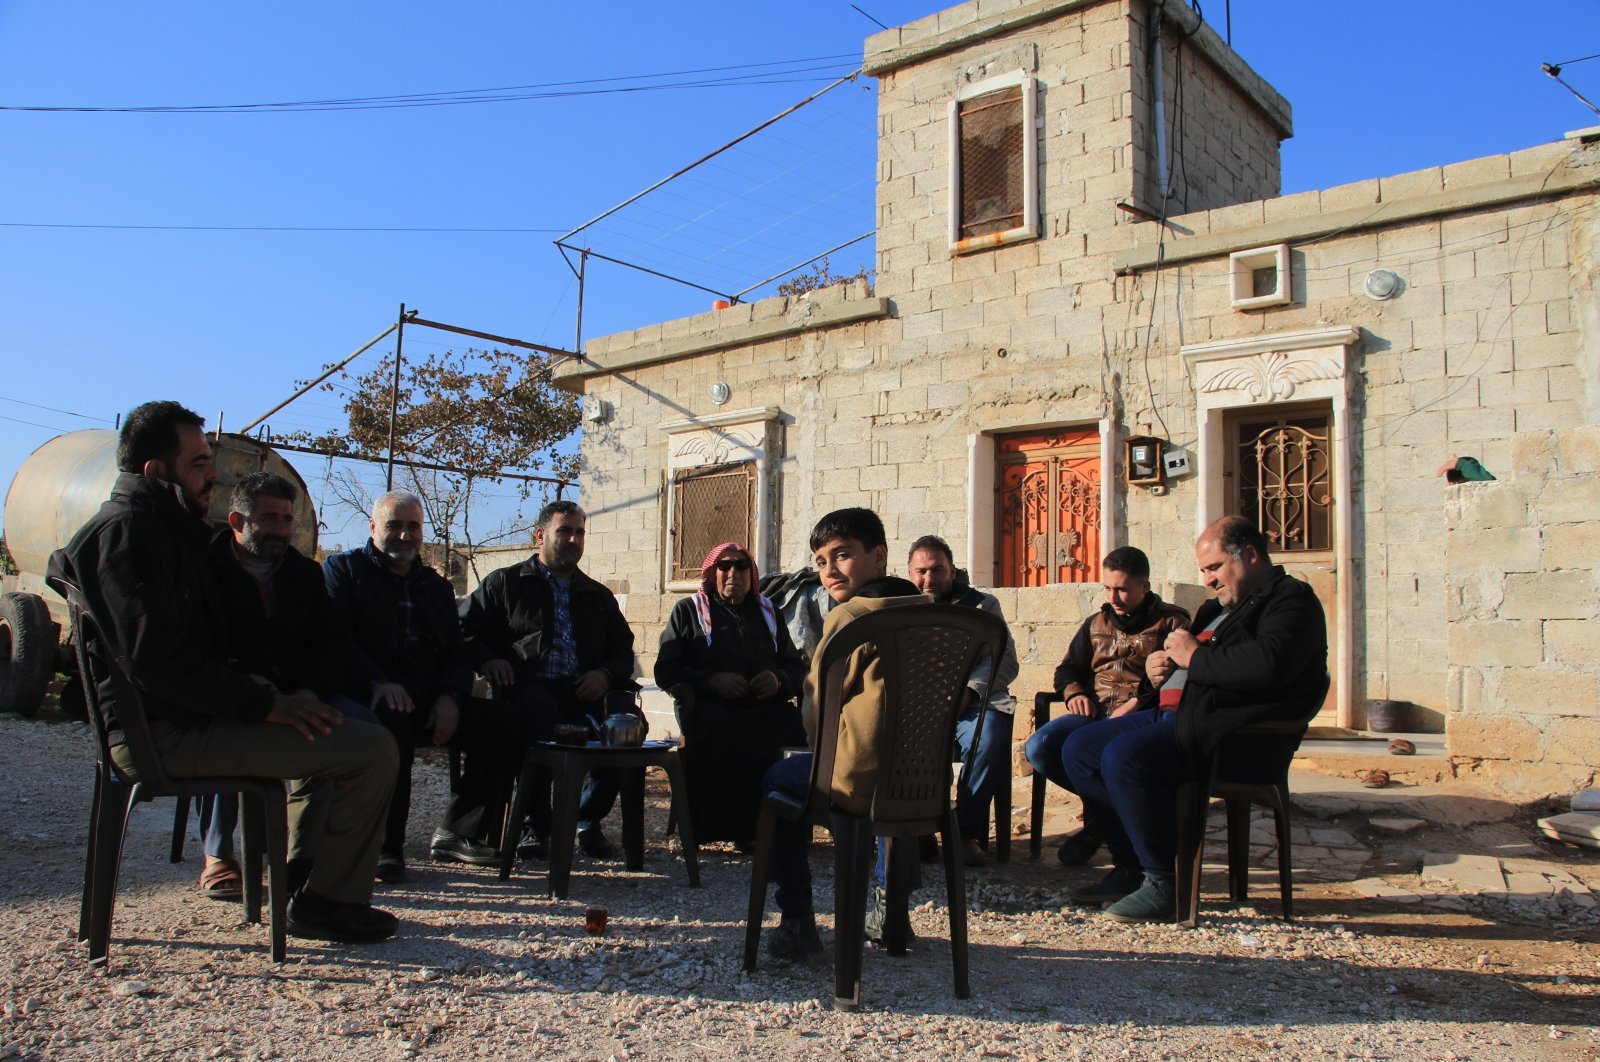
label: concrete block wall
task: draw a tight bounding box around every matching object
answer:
[1112,141,1599,720]
[560,0,1600,787]
[1126,0,1285,214]
[1444,426,1600,798]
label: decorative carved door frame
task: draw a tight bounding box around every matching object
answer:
[1181,326,1359,729]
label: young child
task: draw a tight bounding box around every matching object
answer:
[760,507,924,960]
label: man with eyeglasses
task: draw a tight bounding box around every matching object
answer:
[459,499,638,861]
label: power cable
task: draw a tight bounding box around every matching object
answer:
[0,58,859,115]
[1,222,564,233]
[0,394,116,423]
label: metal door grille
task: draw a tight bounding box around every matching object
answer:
[670,461,756,582]
[958,85,1025,239]
[1233,416,1332,553]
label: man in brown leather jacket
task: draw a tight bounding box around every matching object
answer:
[1025,546,1188,867]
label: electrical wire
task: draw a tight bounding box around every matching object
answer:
[0,57,860,115]
[1,222,564,233]
[0,394,116,423]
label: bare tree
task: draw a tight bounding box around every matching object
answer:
[283,345,579,577]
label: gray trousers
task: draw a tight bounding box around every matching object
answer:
[115,716,398,905]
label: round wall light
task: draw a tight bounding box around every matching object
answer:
[1364,268,1403,301]
[709,381,731,406]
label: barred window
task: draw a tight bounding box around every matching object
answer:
[949,70,1039,253]
[668,461,756,583]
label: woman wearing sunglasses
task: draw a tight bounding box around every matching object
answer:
[655,542,807,848]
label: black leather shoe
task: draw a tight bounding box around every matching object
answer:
[1056,830,1104,867]
[429,829,499,866]
[864,885,916,946]
[516,828,549,862]
[767,909,823,961]
[287,889,399,944]
[577,828,616,859]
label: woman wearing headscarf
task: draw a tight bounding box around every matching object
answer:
[655,542,807,845]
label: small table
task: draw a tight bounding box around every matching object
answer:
[497,739,700,899]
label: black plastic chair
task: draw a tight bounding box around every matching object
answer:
[59,580,290,966]
[1027,691,1063,860]
[742,603,1007,1010]
[1173,676,1330,927]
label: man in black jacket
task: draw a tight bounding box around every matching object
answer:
[48,401,399,944]
[458,499,637,860]
[324,490,522,881]
[1062,516,1327,922]
[195,471,376,900]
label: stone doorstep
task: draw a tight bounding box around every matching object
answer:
[1294,733,1452,787]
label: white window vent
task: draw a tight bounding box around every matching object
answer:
[1229,244,1291,310]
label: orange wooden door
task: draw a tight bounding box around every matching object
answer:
[995,427,1102,587]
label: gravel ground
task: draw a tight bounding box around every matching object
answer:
[1,710,1597,1061]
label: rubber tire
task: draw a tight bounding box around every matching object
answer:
[0,592,55,718]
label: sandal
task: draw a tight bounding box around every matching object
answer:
[199,857,244,900]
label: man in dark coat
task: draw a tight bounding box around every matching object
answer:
[324,490,522,881]
[194,470,375,900]
[47,401,399,944]
[1024,546,1189,867]
[458,499,638,860]
[1062,516,1328,922]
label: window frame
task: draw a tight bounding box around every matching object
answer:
[948,68,1040,255]
[660,407,780,594]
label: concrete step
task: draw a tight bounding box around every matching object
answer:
[1294,732,1451,786]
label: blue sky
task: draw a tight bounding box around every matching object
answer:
[3,1,1598,550]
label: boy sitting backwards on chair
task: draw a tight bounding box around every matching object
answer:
[759,506,925,960]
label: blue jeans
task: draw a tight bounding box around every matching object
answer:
[954,702,1014,839]
[763,753,815,916]
[1025,710,1102,792]
[199,694,375,860]
[1064,710,1297,878]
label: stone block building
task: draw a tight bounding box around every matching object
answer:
[553,0,1600,797]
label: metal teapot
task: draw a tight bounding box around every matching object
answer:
[600,712,647,748]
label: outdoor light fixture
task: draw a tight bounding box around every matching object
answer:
[709,381,731,406]
[1364,268,1403,301]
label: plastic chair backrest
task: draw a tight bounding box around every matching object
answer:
[805,602,1007,828]
[59,580,173,787]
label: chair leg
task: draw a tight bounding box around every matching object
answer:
[1173,779,1208,929]
[830,813,874,1011]
[79,770,105,943]
[261,788,289,963]
[938,810,970,999]
[994,771,1011,865]
[743,803,778,972]
[882,835,913,957]
[1267,787,1295,920]
[87,784,137,967]
[239,793,266,925]
[169,796,190,863]
[1225,798,1252,904]
[498,755,539,881]
[1029,766,1045,861]
[662,752,700,887]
